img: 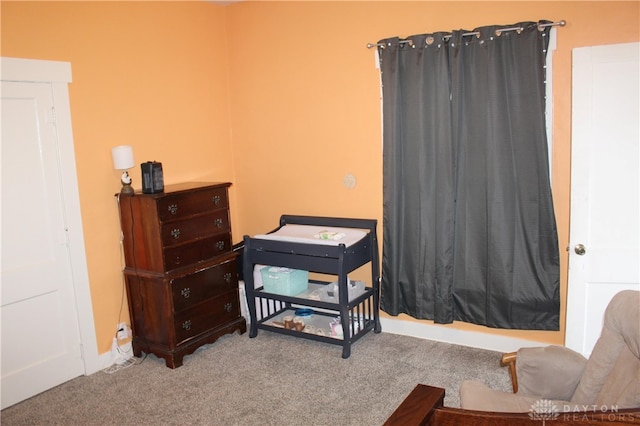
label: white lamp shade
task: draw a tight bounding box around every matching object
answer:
[112,145,135,170]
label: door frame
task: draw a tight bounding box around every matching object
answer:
[1,57,101,374]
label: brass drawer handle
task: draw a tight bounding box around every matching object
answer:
[214,218,223,228]
[212,195,221,205]
[171,228,181,239]
[224,272,232,283]
[182,320,191,331]
[181,287,190,298]
[168,204,178,215]
[216,240,225,251]
[224,303,233,312]
[174,256,182,265]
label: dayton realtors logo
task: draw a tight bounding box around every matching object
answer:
[529,399,637,423]
[529,399,560,424]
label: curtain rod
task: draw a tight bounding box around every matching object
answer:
[366,20,566,49]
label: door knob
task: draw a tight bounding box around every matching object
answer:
[574,244,586,255]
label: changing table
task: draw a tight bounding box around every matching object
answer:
[242,215,381,358]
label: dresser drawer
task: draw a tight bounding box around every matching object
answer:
[161,209,229,247]
[163,234,231,271]
[171,258,237,312]
[174,290,240,344]
[157,186,228,222]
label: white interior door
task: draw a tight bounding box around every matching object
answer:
[1,76,86,408]
[566,42,640,357]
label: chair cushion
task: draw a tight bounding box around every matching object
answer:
[459,380,568,413]
[571,290,640,405]
[594,345,640,408]
[516,345,587,401]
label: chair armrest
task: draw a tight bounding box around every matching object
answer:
[384,384,445,426]
[514,345,588,401]
[501,352,519,393]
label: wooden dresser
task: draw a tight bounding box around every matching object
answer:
[117,182,246,368]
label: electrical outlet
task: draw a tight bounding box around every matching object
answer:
[117,322,131,340]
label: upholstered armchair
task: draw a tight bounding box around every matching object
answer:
[460,290,640,413]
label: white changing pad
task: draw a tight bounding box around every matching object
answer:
[253,224,368,247]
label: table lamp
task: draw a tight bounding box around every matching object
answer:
[111,145,135,194]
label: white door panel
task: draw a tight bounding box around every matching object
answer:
[1,81,84,409]
[2,86,69,305]
[566,42,640,357]
[2,294,68,372]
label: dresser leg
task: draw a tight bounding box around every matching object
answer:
[133,346,142,358]
[165,355,184,369]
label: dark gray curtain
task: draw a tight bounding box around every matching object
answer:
[379,21,560,330]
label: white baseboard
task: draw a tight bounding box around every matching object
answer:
[97,351,114,370]
[95,342,134,373]
[380,317,548,353]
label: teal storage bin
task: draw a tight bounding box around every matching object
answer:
[260,266,309,296]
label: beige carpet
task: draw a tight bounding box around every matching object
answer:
[1,330,512,425]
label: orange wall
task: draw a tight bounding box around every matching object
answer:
[1,1,234,354]
[2,1,639,355]
[224,1,639,346]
